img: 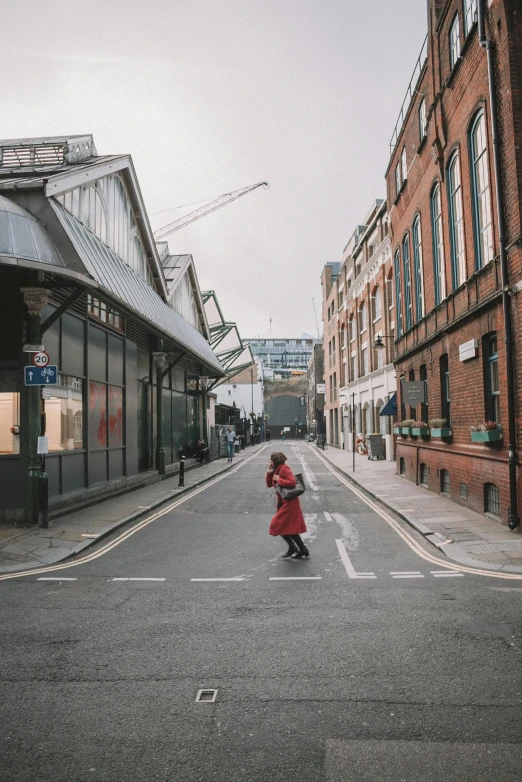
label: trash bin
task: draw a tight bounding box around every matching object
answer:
[367,434,385,460]
[234,438,240,453]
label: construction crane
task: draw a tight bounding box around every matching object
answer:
[312,297,322,340]
[153,181,269,240]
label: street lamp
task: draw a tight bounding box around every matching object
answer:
[374,334,393,349]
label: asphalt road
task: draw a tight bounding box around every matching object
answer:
[1,443,521,781]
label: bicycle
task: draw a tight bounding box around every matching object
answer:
[355,435,368,456]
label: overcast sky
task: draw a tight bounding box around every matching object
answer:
[1,0,427,338]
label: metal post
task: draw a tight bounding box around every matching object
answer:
[352,392,356,473]
[178,455,185,487]
[152,350,167,476]
[21,288,49,525]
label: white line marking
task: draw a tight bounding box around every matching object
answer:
[390,571,422,575]
[324,511,333,521]
[336,540,375,579]
[191,578,246,582]
[392,574,425,579]
[431,572,464,577]
[81,534,99,538]
[112,577,166,582]
[37,577,77,581]
[269,577,322,581]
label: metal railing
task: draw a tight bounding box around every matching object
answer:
[389,35,428,155]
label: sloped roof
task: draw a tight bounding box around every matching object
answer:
[0,195,64,266]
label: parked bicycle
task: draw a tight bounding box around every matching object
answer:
[316,434,327,450]
[355,434,368,456]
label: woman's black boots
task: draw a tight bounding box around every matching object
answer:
[290,534,310,559]
[281,535,299,558]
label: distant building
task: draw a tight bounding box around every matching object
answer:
[244,336,318,377]
[306,343,325,438]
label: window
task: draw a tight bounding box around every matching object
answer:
[351,354,357,381]
[408,369,417,421]
[394,249,403,337]
[376,345,385,370]
[440,354,450,426]
[359,302,367,334]
[395,162,401,197]
[419,98,427,141]
[87,295,123,332]
[412,216,425,321]
[484,333,500,423]
[402,234,413,330]
[401,147,407,183]
[463,0,477,37]
[372,287,382,322]
[430,185,446,305]
[386,271,394,311]
[0,391,20,454]
[420,463,428,486]
[349,317,356,343]
[460,482,468,499]
[440,469,451,494]
[361,346,369,376]
[484,482,500,516]
[469,111,494,269]
[420,364,428,424]
[449,14,461,70]
[447,152,466,289]
[47,375,84,452]
[399,373,406,421]
[399,457,406,476]
[82,185,107,245]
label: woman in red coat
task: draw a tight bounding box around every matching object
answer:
[266,452,309,559]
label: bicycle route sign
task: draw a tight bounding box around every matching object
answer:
[24,366,58,386]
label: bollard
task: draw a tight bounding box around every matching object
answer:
[178,455,185,487]
[38,469,49,528]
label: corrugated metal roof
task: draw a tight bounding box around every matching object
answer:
[52,201,223,375]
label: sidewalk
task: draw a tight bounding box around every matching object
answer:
[0,448,263,575]
[318,445,522,573]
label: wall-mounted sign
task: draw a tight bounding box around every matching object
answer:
[37,437,49,455]
[32,351,50,367]
[401,380,425,406]
[316,383,326,394]
[459,339,479,362]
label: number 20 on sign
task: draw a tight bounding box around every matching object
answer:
[32,351,50,367]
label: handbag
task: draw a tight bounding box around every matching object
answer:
[279,472,306,500]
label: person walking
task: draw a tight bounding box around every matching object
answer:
[266,451,309,559]
[225,426,235,462]
[280,429,285,441]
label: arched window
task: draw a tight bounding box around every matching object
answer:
[430,184,446,305]
[393,249,403,337]
[419,98,427,141]
[447,151,466,289]
[412,215,425,321]
[469,111,494,269]
[449,14,461,69]
[82,185,107,245]
[402,234,413,330]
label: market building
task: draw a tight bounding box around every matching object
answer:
[386,0,522,528]
[0,135,224,523]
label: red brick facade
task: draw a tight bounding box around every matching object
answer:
[386,0,522,526]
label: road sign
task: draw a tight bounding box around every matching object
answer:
[24,366,58,386]
[41,388,52,399]
[32,351,50,368]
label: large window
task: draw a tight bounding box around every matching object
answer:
[402,234,413,330]
[431,185,446,305]
[0,392,20,454]
[395,163,401,197]
[449,14,461,70]
[361,346,369,376]
[394,249,403,338]
[469,111,494,269]
[484,333,500,423]
[440,354,451,426]
[372,287,381,322]
[447,151,466,289]
[412,215,425,321]
[401,147,407,182]
[47,375,84,452]
[419,98,427,141]
[463,0,477,37]
[359,302,367,334]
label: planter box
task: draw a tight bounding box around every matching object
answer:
[393,427,400,435]
[430,428,452,438]
[411,427,429,436]
[399,427,412,435]
[471,429,503,443]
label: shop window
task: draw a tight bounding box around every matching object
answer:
[47,375,84,452]
[484,482,500,516]
[440,469,450,495]
[420,463,428,487]
[89,381,107,449]
[484,333,500,423]
[0,392,20,454]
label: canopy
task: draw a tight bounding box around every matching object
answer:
[379,392,397,416]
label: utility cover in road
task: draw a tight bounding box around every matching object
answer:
[24,365,58,385]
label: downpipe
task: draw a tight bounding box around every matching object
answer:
[478,0,520,530]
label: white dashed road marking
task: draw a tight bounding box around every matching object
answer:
[37,577,77,581]
[191,577,247,582]
[269,577,322,581]
[391,571,425,579]
[112,577,166,582]
[324,512,333,521]
[431,571,464,578]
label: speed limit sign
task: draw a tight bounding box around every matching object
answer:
[32,351,50,368]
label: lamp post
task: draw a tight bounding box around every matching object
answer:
[199,375,211,446]
[152,350,167,476]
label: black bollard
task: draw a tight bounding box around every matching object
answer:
[178,455,185,487]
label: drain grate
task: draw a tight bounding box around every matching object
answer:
[195,689,217,703]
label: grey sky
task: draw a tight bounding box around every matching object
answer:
[2,0,427,338]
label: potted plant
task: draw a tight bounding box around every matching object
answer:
[411,420,430,436]
[429,418,452,437]
[398,418,415,435]
[470,421,503,443]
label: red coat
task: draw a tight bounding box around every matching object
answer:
[266,463,307,536]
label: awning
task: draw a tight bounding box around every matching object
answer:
[379,392,397,416]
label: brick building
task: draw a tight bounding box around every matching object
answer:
[387,0,521,528]
[321,262,343,445]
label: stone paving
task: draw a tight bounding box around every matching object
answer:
[315,444,522,573]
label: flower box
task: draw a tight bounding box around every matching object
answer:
[393,427,400,435]
[471,429,503,443]
[399,427,412,435]
[430,428,452,438]
[411,427,430,436]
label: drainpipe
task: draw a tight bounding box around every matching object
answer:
[478,0,519,530]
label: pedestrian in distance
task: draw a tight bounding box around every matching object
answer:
[225,426,235,462]
[280,429,285,441]
[266,452,309,559]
